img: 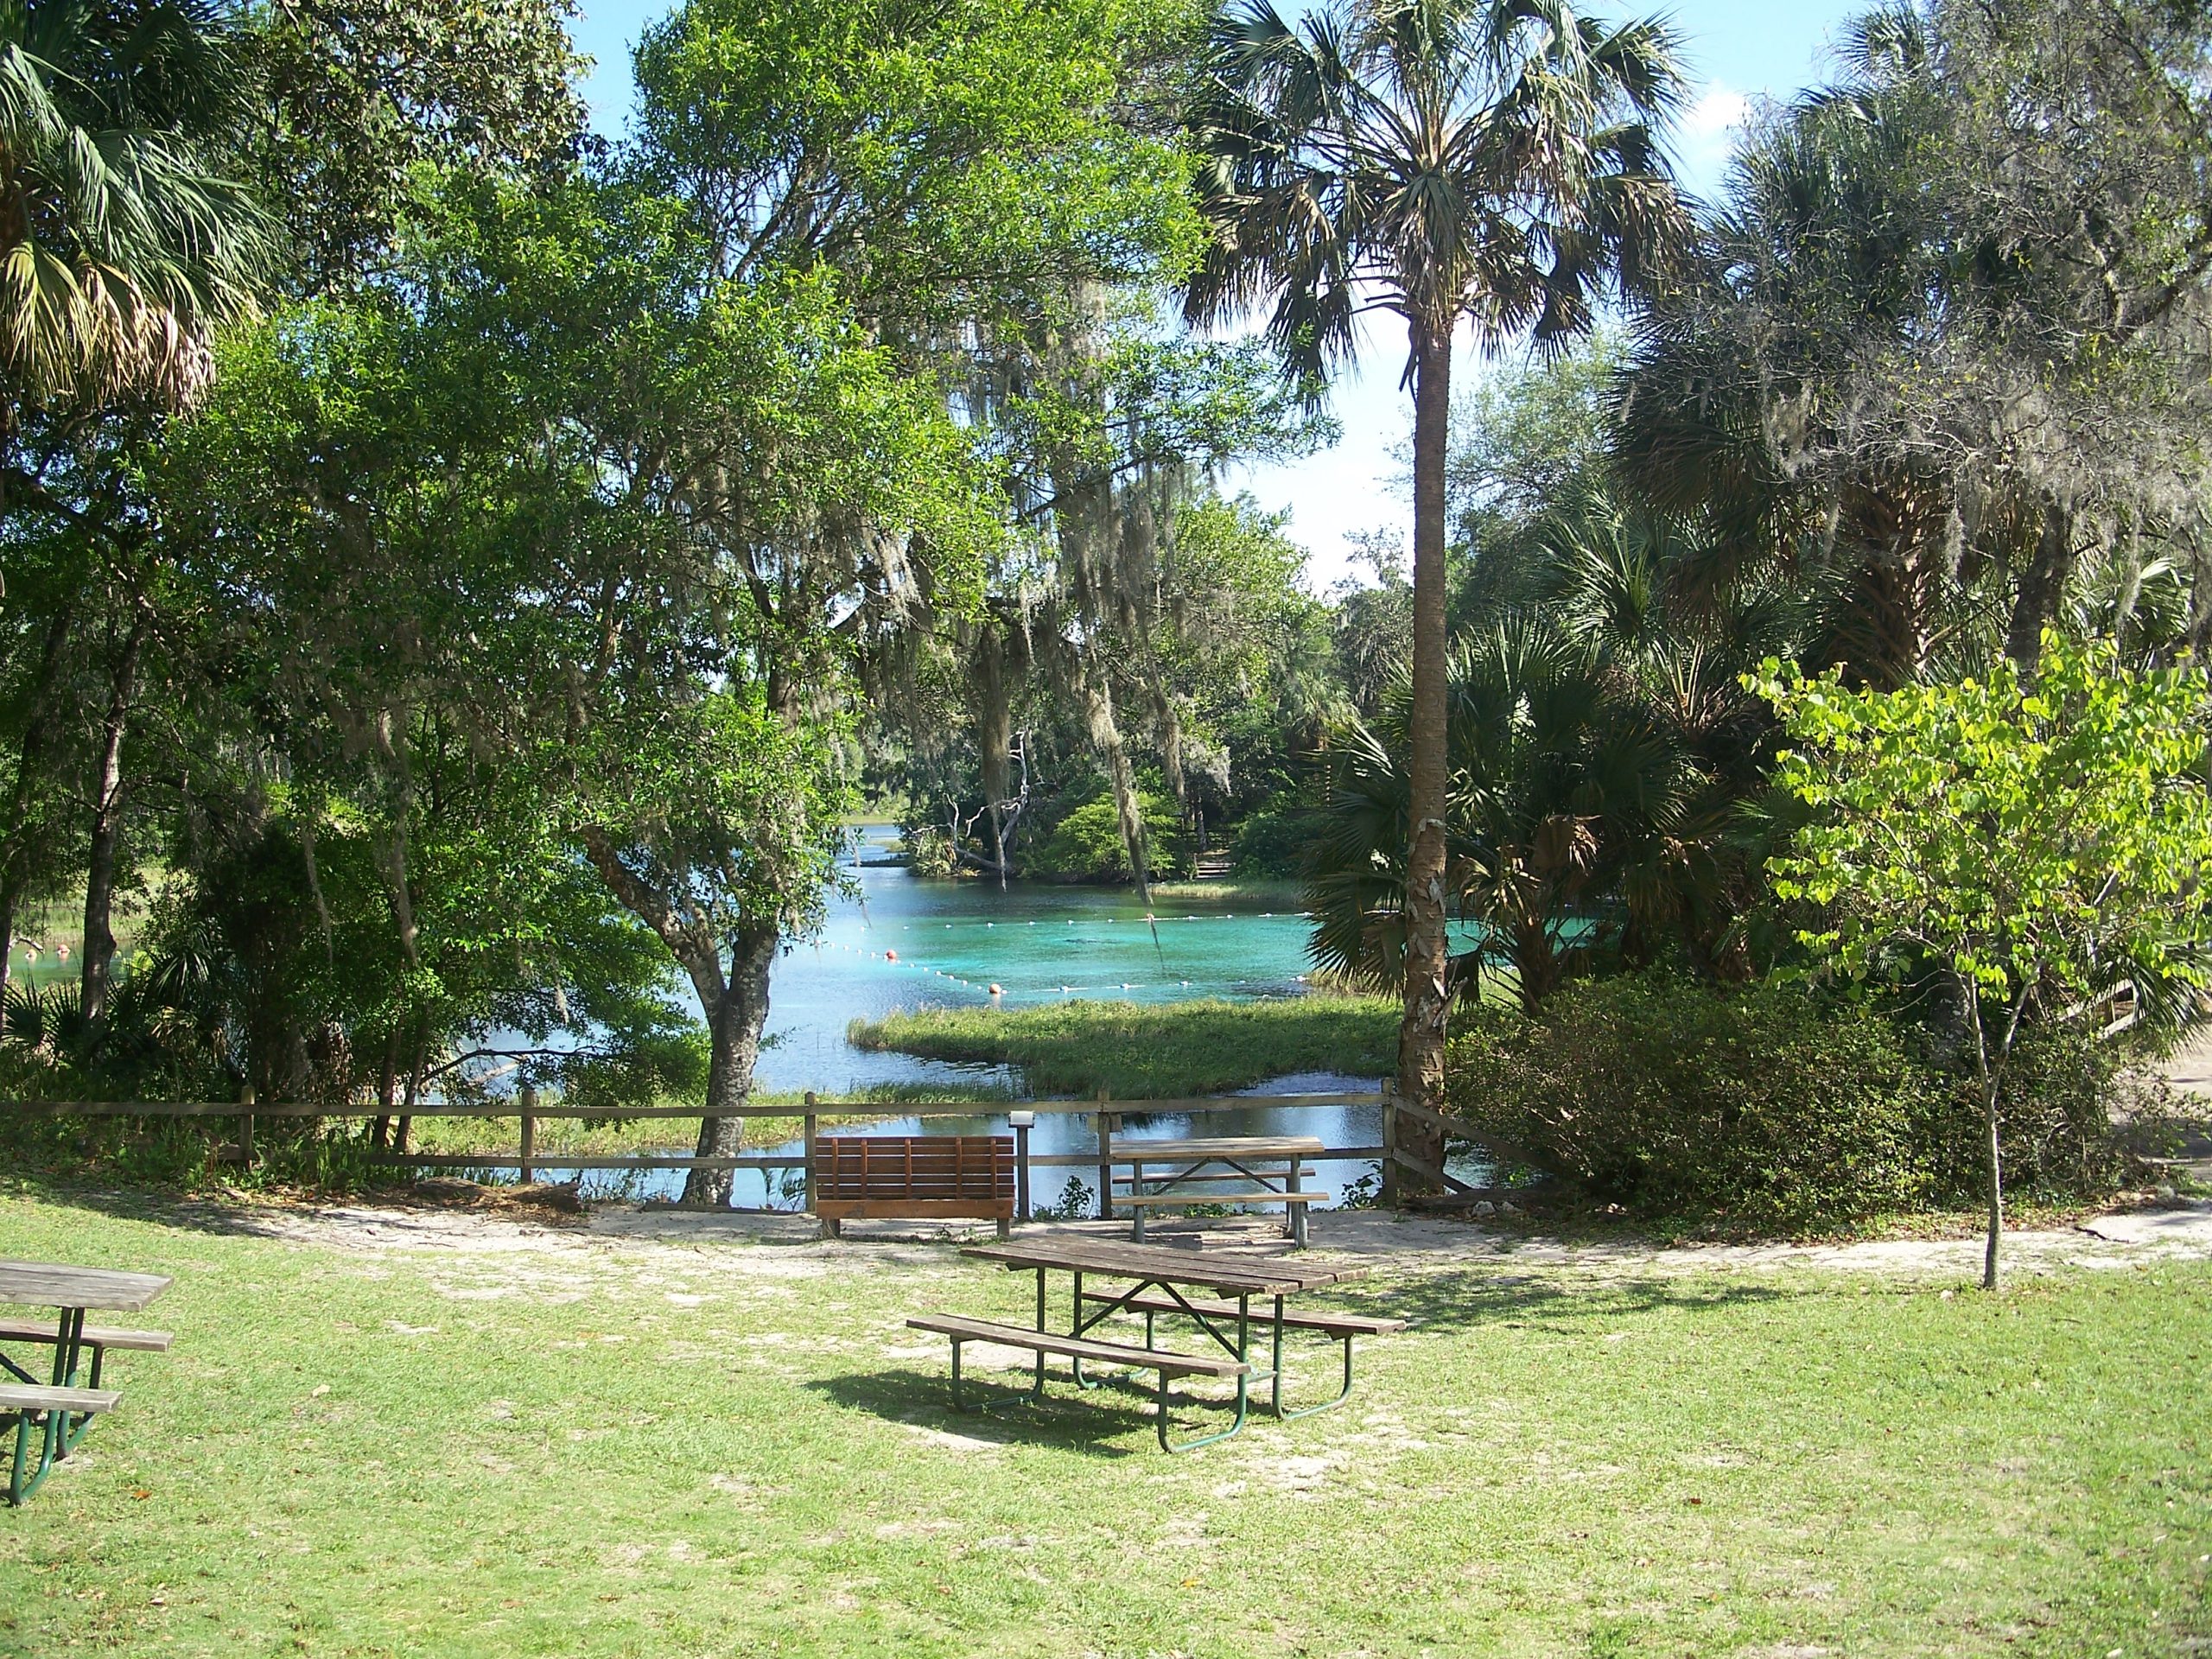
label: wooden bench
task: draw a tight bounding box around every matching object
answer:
[1082,1289,1408,1338]
[1,1382,120,1501]
[0,1319,170,1390]
[1121,1190,1325,1244]
[815,1135,1015,1238]
[1081,1289,1404,1417]
[0,1383,121,1419]
[906,1313,1250,1452]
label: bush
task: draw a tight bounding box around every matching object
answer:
[1446,969,2126,1230]
[1229,804,1314,877]
[1027,791,1185,882]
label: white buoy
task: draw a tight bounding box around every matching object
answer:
[988,983,1003,995]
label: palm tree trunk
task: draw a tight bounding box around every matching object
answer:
[1395,321,1453,1195]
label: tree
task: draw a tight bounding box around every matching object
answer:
[1618,2,2212,685]
[1754,634,2212,1288]
[1185,0,1691,1188]
[0,1,271,422]
[247,0,588,292]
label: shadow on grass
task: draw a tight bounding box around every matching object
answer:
[808,1364,1233,1458]
[1308,1263,1797,1338]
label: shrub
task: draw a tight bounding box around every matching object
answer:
[1229,804,1314,876]
[1446,969,2129,1229]
[1027,791,1184,882]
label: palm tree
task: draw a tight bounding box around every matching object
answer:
[1307,618,1688,1016]
[1185,0,1690,1188]
[0,1,271,417]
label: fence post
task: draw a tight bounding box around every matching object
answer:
[238,1083,256,1166]
[803,1091,818,1213]
[1380,1081,1398,1209]
[1095,1087,1116,1221]
[1009,1109,1033,1222]
[518,1084,537,1185]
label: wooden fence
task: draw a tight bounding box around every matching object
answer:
[0,1088,1518,1216]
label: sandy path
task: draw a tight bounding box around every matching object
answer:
[147,1191,2212,1290]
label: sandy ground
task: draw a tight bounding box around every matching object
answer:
[142,1191,2212,1294]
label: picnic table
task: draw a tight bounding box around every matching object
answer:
[1115,1134,1326,1244]
[0,1260,172,1505]
[908,1236,1400,1451]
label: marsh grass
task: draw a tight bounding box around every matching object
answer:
[0,1192,2205,1656]
[848,995,1400,1097]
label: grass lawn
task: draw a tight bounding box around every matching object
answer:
[1,1191,2207,1656]
[849,995,1400,1097]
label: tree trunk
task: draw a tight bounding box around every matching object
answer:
[683,923,779,1206]
[81,612,149,1030]
[1510,918,1557,1015]
[372,1025,401,1151]
[1395,321,1453,1196]
[1961,973,2031,1291]
[2005,501,2075,670]
[1078,675,1151,900]
[0,606,73,1038]
[976,629,1014,886]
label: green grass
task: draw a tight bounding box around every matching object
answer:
[0,1190,2207,1656]
[849,995,1399,1097]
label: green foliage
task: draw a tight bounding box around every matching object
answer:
[849,994,1397,1096]
[0,0,273,410]
[1755,633,2212,1019]
[1229,804,1313,876]
[1446,970,2125,1229]
[249,0,590,290]
[1029,791,1185,882]
[634,0,1202,319]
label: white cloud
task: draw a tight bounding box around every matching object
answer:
[1678,82,1751,194]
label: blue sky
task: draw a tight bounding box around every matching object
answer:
[563,0,1866,586]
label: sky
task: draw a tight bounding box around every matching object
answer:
[563,0,1866,588]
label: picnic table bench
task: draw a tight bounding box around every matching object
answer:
[1114,1135,1328,1245]
[815,1134,1015,1237]
[0,1260,171,1506]
[907,1237,1389,1451]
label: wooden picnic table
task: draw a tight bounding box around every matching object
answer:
[1113,1135,1327,1244]
[948,1237,1375,1446]
[0,1260,172,1505]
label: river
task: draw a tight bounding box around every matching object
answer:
[600,825,1456,1209]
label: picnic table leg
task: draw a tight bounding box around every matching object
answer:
[55,1307,92,1454]
[1069,1271,1103,1390]
[1270,1294,1287,1415]
[1156,1289,1254,1453]
[1033,1268,1049,1399]
[1286,1161,1307,1247]
[6,1306,81,1504]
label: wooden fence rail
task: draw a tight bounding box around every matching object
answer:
[1,1090,1520,1216]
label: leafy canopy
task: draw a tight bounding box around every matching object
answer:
[1752,634,2212,1019]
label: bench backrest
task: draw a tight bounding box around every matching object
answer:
[815,1135,1014,1203]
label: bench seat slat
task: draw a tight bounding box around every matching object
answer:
[1083,1290,1407,1337]
[1118,1191,1325,1207]
[0,1383,120,1414]
[906,1314,1249,1377]
[0,1319,172,1351]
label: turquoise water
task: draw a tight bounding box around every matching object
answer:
[610,825,1488,1207]
[756,825,1325,1093]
